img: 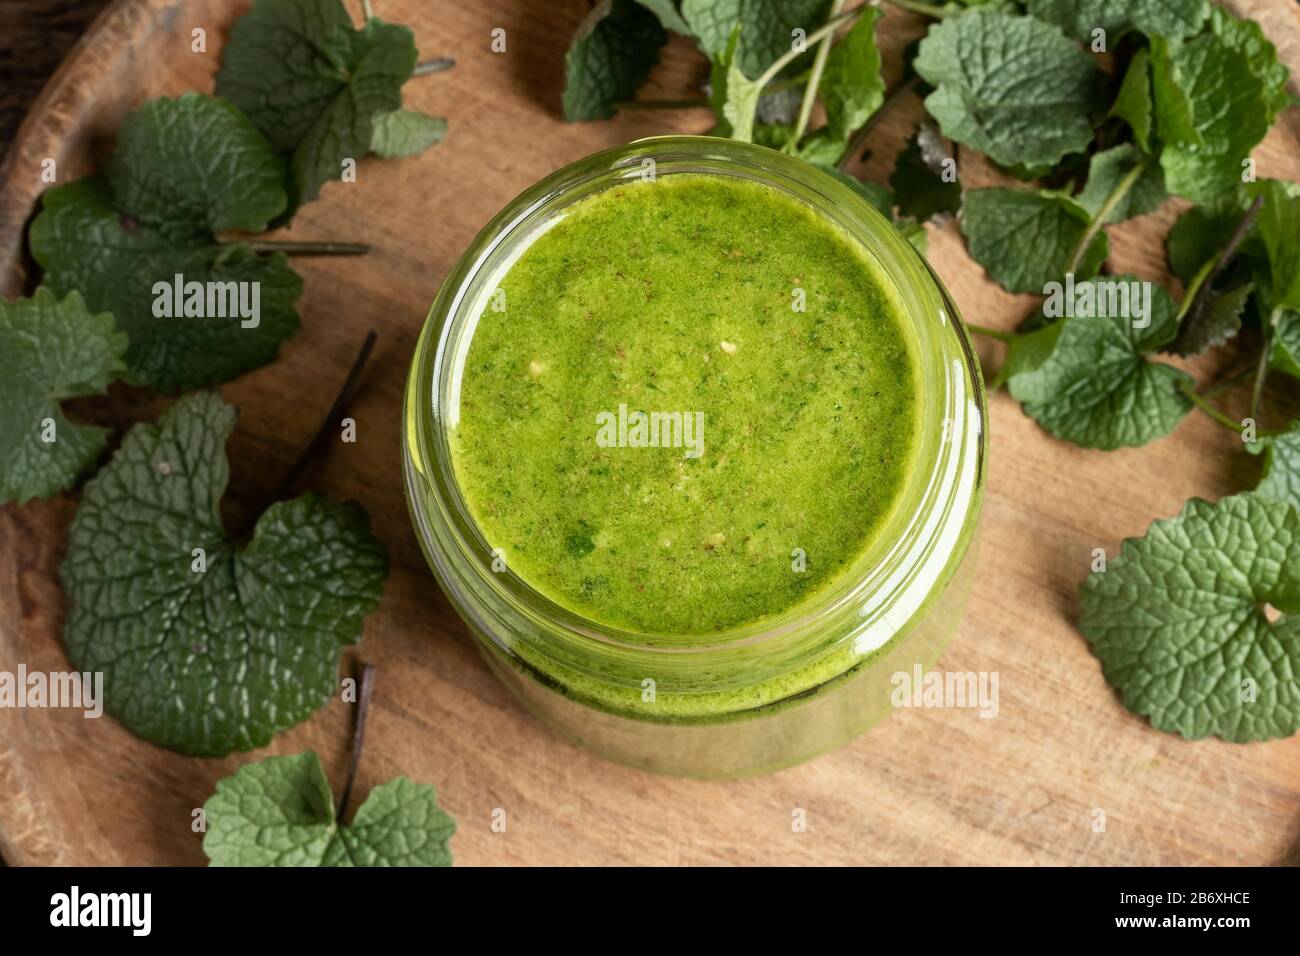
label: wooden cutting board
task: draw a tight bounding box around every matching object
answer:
[2,0,1299,867]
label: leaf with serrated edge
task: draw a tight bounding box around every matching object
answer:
[682,0,831,77]
[1007,278,1191,449]
[913,10,1104,169]
[960,188,1107,294]
[1075,145,1167,225]
[60,393,388,756]
[1152,10,1288,203]
[30,179,302,393]
[1170,282,1251,358]
[562,0,667,121]
[203,752,455,866]
[215,0,417,207]
[0,289,126,504]
[1270,310,1300,380]
[820,6,883,143]
[708,28,764,142]
[1247,180,1300,312]
[369,109,447,158]
[1255,426,1300,514]
[105,94,287,238]
[1080,494,1300,742]
[1026,0,1209,43]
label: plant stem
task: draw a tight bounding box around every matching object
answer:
[1175,256,1216,324]
[787,0,845,151]
[1177,195,1264,323]
[1178,381,1246,434]
[755,7,864,91]
[613,98,711,110]
[337,661,377,821]
[1249,309,1279,422]
[246,240,372,256]
[360,0,373,21]
[1065,156,1150,275]
[1202,365,1255,398]
[882,0,954,17]
[238,331,378,537]
[838,75,921,171]
[412,56,455,76]
[765,70,813,95]
[965,322,1016,343]
[273,330,376,505]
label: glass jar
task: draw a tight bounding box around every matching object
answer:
[403,136,986,778]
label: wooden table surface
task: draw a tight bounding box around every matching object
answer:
[2,0,1299,867]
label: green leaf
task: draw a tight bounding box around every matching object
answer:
[1208,5,1291,118]
[561,0,667,121]
[1270,310,1300,380]
[890,123,961,223]
[1007,277,1191,449]
[203,752,455,866]
[28,92,304,392]
[997,160,1055,182]
[1080,493,1300,742]
[1109,48,1153,152]
[0,289,127,505]
[1148,35,1201,147]
[1000,316,1066,375]
[215,0,418,207]
[820,5,883,143]
[1075,145,1167,224]
[1246,179,1300,312]
[30,179,302,393]
[708,28,764,142]
[755,124,844,165]
[60,393,388,756]
[1025,0,1209,43]
[369,109,447,157]
[1164,192,1256,285]
[105,94,287,238]
[1254,424,1300,514]
[682,0,831,77]
[1151,9,1289,203]
[1169,281,1251,358]
[913,9,1105,169]
[960,188,1107,294]
[634,0,692,34]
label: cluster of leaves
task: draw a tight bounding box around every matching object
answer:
[10,0,444,506]
[562,0,937,249]
[0,0,456,864]
[926,6,1300,742]
[203,752,455,866]
[1,0,443,795]
[564,0,1300,742]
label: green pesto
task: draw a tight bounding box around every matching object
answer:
[450,173,919,637]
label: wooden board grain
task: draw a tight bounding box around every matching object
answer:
[2,0,1299,867]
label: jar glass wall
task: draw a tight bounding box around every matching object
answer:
[403,136,986,778]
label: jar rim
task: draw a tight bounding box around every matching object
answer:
[404,135,986,683]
